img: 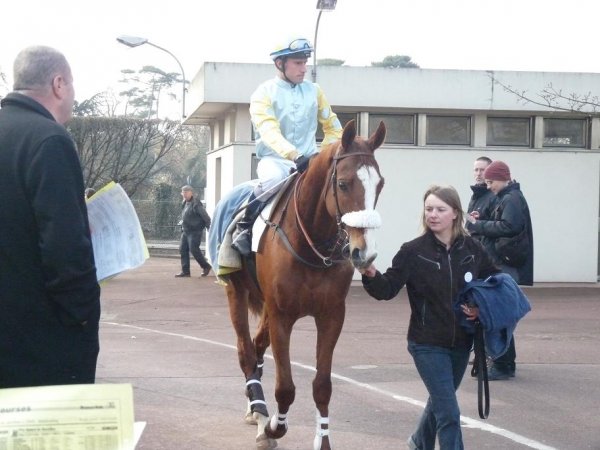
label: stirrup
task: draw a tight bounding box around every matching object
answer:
[231,229,252,256]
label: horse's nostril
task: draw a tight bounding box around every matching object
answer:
[351,248,360,260]
[342,243,350,259]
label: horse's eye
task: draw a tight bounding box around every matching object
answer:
[338,181,348,192]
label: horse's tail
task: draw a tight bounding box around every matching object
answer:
[247,292,263,316]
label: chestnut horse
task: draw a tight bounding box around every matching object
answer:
[223,120,385,449]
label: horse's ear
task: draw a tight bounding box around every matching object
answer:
[367,121,386,152]
[341,119,357,151]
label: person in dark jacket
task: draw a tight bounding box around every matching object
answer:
[175,185,212,277]
[360,185,499,450]
[0,46,101,388]
[466,160,534,380]
[467,156,497,241]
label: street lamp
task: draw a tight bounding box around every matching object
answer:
[312,0,338,82]
[116,35,187,119]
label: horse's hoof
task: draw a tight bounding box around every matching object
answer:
[245,411,257,425]
[264,423,287,440]
[256,433,278,449]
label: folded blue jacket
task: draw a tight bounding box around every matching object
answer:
[456,273,531,358]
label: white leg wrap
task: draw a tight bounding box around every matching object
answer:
[269,409,288,431]
[313,410,331,450]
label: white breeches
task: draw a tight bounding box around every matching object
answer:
[254,156,295,201]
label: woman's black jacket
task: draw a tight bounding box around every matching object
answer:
[362,231,498,349]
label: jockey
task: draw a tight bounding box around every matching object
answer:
[231,37,343,255]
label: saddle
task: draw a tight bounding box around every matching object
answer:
[207,177,296,282]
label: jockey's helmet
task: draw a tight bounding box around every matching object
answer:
[270,38,313,61]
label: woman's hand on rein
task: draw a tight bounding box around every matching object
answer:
[359,264,377,278]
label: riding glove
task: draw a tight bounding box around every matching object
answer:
[294,155,311,174]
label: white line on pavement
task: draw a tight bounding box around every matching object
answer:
[102,321,557,450]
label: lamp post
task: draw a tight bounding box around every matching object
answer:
[312,0,338,82]
[116,35,187,119]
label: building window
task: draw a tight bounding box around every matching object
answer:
[487,117,531,147]
[369,114,415,144]
[316,112,358,141]
[426,116,471,145]
[543,118,587,148]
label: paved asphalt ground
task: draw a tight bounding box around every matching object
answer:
[97,257,600,450]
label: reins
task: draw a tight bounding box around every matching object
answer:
[273,151,375,268]
[471,320,490,419]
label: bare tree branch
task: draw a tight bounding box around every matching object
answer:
[489,73,600,117]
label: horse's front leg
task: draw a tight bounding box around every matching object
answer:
[312,305,346,450]
[264,313,296,441]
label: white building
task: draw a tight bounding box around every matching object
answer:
[186,62,600,283]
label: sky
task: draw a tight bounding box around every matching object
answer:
[2,0,599,118]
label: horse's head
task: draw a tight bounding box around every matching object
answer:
[326,119,386,269]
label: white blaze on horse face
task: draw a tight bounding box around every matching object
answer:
[341,165,382,229]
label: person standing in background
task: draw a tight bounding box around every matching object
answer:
[467,156,497,241]
[0,46,101,388]
[466,160,534,380]
[175,185,212,278]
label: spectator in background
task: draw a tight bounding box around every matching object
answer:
[176,185,212,278]
[467,156,497,241]
[0,46,101,388]
[466,160,534,380]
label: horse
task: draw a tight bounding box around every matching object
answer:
[218,119,385,449]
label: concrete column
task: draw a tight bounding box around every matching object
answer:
[359,112,369,136]
[533,116,544,149]
[417,113,427,146]
[590,117,600,150]
[472,113,487,147]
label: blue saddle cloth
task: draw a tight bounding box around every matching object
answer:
[207,181,257,273]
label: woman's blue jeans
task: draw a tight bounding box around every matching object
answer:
[407,342,471,450]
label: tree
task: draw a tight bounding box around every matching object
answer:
[318,58,345,66]
[73,91,120,117]
[67,116,183,196]
[371,55,419,68]
[118,65,185,119]
[489,74,599,117]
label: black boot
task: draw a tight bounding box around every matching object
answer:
[231,195,265,256]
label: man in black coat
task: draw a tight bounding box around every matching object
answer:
[0,46,101,388]
[467,156,497,241]
[466,160,534,380]
[175,185,212,277]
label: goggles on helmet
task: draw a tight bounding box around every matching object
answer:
[270,38,314,61]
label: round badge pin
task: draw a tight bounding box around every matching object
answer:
[464,272,473,283]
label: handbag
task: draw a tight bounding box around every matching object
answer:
[495,227,528,267]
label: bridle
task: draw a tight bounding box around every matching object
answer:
[289,151,376,267]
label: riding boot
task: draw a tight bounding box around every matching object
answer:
[231,195,265,256]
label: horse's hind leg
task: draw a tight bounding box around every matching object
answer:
[312,308,346,450]
[225,276,275,449]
